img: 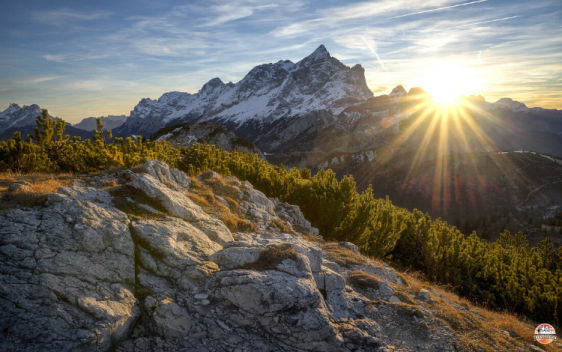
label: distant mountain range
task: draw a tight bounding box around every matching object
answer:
[0,103,93,140]
[2,45,560,155]
[73,115,127,131]
[1,45,561,242]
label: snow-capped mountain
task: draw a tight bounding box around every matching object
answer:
[492,97,530,112]
[0,103,45,133]
[0,103,93,141]
[114,45,373,139]
[73,115,127,131]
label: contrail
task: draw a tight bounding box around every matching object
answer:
[391,0,488,19]
[361,35,386,70]
[459,15,518,27]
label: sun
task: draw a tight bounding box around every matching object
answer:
[420,62,483,105]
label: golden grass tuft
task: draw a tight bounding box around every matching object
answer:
[187,174,257,233]
[0,173,73,210]
[349,271,382,290]
[323,242,368,267]
[403,277,561,351]
[375,267,556,351]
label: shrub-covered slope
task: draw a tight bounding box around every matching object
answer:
[1,113,560,327]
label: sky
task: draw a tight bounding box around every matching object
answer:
[1,0,561,123]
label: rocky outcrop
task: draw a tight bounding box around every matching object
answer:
[0,185,138,351]
[0,160,537,351]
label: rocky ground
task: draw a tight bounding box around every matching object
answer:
[0,161,557,351]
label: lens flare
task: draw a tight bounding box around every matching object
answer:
[421,62,483,105]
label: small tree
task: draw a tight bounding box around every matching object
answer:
[34,109,54,145]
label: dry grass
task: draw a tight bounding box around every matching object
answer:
[399,272,425,294]
[102,179,118,188]
[191,172,319,240]
[323,242,368,267]
[349,271,382,290]
[374,266,557,351]
[199,173,241,200]
[243,244,299,271]
[396,277,560,351]
[436,301,516,351]
[0,173,73,210]
[187,174,257,233]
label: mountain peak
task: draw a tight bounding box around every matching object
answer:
[200,77,225,96]
[390,85,407,96]
[495,97,528,112]
[300,44,331,63]
[408,87,427,96]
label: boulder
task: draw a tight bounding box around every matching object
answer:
[144,296,192,338]
[140,159,191,189]
[129,172,233,244]
[0,186,139,352]
[417,288,433,303]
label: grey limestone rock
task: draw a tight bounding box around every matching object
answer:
[0,184,138,352]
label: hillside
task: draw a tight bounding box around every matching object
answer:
[153,121,261,154]
[0,160,556,352]
[319,149,562,245]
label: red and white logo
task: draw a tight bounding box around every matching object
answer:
[534,323,557,344]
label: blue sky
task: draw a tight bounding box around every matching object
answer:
[1,0,561,122]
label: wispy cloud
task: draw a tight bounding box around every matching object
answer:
[25,76,63,84]
[42,54,66,63]
[199,2,279,27]
[273,0,466,37]
[32,8,111,25]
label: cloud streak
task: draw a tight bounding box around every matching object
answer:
[32,8,111,25]
[390,0,487,19]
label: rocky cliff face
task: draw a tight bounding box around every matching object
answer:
[0,161,543,351]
